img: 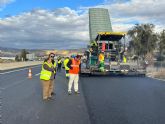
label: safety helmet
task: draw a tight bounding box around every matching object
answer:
[71,54,76,58]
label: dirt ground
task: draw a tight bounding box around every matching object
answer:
[152,69,165,79]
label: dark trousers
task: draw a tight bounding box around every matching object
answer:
[57,64,62,72]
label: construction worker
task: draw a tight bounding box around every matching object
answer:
[67,55,81,95]
[64,57,70,78]
[57,57,62,72]
[123,55,127,63]
[90,40,98,56]
[98,52,105,72]
[90,40,97,47]
[99,52,104,62]
[119,47,124,62]
[40,53,56,101]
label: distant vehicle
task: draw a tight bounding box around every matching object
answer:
[81,32,146,76]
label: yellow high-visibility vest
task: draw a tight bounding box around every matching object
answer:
[64,58,70,70]
[123,56,127,63]
[58,59,62,64]
[40,62,53,80]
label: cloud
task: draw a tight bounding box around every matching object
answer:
[0,0,165,49]
[105,0,165,22]
[0,0,14,10]
[105,0,165,41]
[0,7,89,49]
[83,0,165,32]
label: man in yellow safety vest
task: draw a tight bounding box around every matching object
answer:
[57,57,62,72]
[64,57,70,78]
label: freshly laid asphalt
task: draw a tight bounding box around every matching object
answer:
[0,65,165,124]
[81,76,165,124]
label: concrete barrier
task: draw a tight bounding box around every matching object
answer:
[0,61,42,70]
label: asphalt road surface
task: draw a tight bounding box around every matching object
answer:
[0,65,165,124]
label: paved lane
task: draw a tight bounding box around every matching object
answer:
[0,65,41,89]
[1,66,165,124]
[1,66,90,124]
[81,76,165,124]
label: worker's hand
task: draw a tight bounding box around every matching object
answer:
[70,67,73,70]
[51,66,55,70]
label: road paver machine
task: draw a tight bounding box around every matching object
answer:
[81,32,146,76]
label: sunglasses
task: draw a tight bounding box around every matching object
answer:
[50,56,54,58]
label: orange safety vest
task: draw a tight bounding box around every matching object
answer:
[69,59,80,74]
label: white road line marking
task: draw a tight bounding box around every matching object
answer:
[0,65,41,75]
[35,73,40,76]
[0,68,27,75]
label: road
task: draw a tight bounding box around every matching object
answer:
[0,65,165,124]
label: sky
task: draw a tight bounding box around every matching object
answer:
[0,0,165,49]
